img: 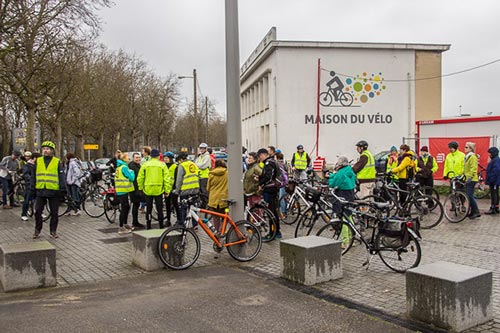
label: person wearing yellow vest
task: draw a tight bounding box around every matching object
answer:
[114,153,135,234]
[464,142,481,219]
[128,152,145,230]
[443,141,465,180]
[352,140,376,198]
[195,142,211,208]
[291,144,311,180]
[32,141,66,240]
[164,151,179,226]
[137,149,172,230]
[389,144,416,204]
[175,152,200,226]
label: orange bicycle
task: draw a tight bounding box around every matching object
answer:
[157,196,262,270]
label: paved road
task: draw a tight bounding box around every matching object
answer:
[0,199,499,332]
[0,265,416,333]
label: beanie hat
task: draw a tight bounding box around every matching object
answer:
[150,149,160,157]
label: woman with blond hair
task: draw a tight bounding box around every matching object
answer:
[464,142,480,219]
[115,152,135,233]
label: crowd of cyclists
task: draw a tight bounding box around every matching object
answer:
[1,137,499,243]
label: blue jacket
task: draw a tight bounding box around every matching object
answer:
[486,148,500,186]
[329,165,356,190]
[116,159,135,196]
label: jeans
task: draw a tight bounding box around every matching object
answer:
[22,191,34,216]
[465,181,479,215]
[279,187,286,214]
[1,177,14,205]
[69,184,81,211]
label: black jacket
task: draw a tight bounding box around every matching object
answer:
[259,157,278,194]
[128,161,143,203]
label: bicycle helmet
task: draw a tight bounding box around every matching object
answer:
[41,141,56,150]
[447,141,459,150]
[164,151,174,158]
[176,152,188,162]
[355,140,368,150]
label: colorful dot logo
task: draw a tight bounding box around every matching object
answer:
[345,72,386,104]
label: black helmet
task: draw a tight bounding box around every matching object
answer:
[447,141,459,149]
[176,152,188,162]
[355,140,368,150]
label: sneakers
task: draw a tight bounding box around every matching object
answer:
[10,203,20,208]
[73,210,81,216]
[263,233,276,241]
[275,232,282,239]
[469,213,481,219]
[124,224,132,230]
[50,233,59,239]
[32,231,40,239]
[64,209,72,216]
[485,208,497,215]
[132,222,145,230]
[21,215,29,221]
[3,205,12,209]
[118,226,132,234]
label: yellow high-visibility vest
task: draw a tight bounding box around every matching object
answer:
[35,157,60,190]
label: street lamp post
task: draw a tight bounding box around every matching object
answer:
[178,69,198,154]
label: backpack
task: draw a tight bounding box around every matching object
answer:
[277,162,289,188]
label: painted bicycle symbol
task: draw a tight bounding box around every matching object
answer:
[319,71,353,107]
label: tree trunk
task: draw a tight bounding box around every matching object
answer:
[99,132,104,158]
[55,117,62,157]
[26,105,36,152]
[76,134,84,160]
[114,131,121,152]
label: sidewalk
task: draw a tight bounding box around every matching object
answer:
[0,199,499,332]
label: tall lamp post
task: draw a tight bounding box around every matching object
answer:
[178,69,198,153]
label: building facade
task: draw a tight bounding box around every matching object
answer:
[240,28,450,162]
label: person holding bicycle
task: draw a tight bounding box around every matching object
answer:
[257,148,282,240]
[243,152,263,208]
[174,152,200,226]
[20,152,39,221]
[0,150,21,209]
[485,147,500,215]
[443,141,465,181]
[291,145,310,181]
[464,142,481,219]
[164,151,179,226]
[115,153,135,234]
[207,159,228,233]
[128,152,145,229]
[65,152,83,216]
[388,144,416,204]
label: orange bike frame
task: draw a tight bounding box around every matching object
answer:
[190,206,248,248]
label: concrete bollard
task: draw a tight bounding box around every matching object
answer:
[406,261,493,332]
[280,236,342,286]
[0,241,57,292]
[132,229,167,271]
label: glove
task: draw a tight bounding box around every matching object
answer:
[443,176,448,180]
[387,170,393,176]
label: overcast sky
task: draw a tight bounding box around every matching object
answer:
[98,0,500,118]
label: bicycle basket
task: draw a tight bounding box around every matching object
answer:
[304,187,321,203]
[90,169,103,183]
[285,181,296,195]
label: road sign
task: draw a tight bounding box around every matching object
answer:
[84,144,99,150]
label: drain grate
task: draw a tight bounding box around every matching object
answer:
[99,237,132,244]
[97,227,119,233]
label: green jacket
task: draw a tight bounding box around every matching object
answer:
[464,153,479,182]
[137,157,172,196]
[243,162,262,195]
[443,150,465,178]
[329,165,356,190]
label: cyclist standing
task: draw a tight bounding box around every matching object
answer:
[291,145,310,180]
[115,153,135,234]
[65,152,83,216]
[20,152,38,221]
[464,142,480,219]
[164,151,179,226]
[0,150,21,209]
[415,146,438,195]
[128,152,145,229]
[352,140,376,198]
[32,141,66,239]
[443,141,465,180]
[175,152,200,226]
[389,144,416,204]
[485,147,500,214]
[257,148,281,240]
[196,143,211,209]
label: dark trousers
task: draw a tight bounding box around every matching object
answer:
[146,194,165,229]
[35,196,59,234]
[131,201,140,225]
[69,184,81,211]
[22,191,34,216]
[417,176,434,191]
[490,185,499,209]
[398,179,408,204]
[118,194,130,227]
[1,177,14,205]
[263,190,280,233]
[165,192,179,223]
[199,178,208,209]
[465,181,479,215]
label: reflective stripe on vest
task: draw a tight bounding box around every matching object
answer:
[115,165,135,193]
[357,150,376,180]
[181,161,199,191]
[35,157,60,190]
[294,152,308,170]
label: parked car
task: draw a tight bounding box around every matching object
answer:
[94,158,111,170]
[214,151,228,161]
[373,150,390,175]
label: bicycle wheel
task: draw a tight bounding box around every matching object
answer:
[226,220,262,262]
[281,194,301,225]
[247,205,277,243]
[443,192,469,223]
[82,185,106,218]
[104,194,120,224]
[316,219,355,255]
[419,186,440,202]
[294,206,316,238]
[319,91,333,106]
[409,195,443,229]
[377,231,421,273]
[15,182,26,204]
[339,92,354,107]
[157,226,200,270]
[473,182,489,199]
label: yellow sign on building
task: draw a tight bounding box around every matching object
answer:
[84,144,99,150]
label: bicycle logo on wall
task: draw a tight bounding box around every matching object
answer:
[319,70,387,107]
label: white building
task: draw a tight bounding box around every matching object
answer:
[240,27,450,162]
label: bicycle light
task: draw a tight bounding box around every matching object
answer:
[406,221,414,229]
